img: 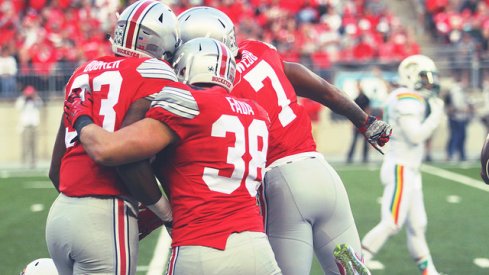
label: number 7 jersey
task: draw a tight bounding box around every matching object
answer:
[60,56,177,197]
[233,40,316,166]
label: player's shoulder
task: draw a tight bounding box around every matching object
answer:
[150,82,200,119]
[75,56,177,81]
[122,57,177,81]
[238,39,277,53]
[390,87,425,105]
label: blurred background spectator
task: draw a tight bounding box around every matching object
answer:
[15,85,43,169]
[346,80,371,163]
[0,45,18,98]
[444,74,475,161]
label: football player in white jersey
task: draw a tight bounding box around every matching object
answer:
[361,55,445,274]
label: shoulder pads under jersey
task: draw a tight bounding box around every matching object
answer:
[150,86,200,119]
[137,58,178,81]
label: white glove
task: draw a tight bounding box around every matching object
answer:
[427,96,444,119]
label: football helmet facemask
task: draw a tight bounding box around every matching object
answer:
[111,0,180,60]
[398,54,440,96]
[177,7,238,56]
[173,38,236,92]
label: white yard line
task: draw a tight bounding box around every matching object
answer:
[421,164,489,192]
[145,227,172,275]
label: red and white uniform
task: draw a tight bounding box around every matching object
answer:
[146,83,280,275]
[60,56,176,197]
[47,56,176,275]
[147,83,269,249]
[236,40,362,275]
[233,40,316,166]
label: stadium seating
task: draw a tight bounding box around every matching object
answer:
[0,0,419,98]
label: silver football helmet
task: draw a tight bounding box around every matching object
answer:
[398,54,440,95]
[111,0,180,60]
[177,7,238,56]
[173,37,236,92]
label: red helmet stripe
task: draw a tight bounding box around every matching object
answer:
[124,0,154,49]
[219,43,229,77]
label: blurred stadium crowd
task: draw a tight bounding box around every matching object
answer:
[1,0,489,99]
[0,0,420,98]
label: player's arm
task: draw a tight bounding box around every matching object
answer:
[283,61,367,127]
[63,87,176,165]
[48,116,65,192]
[114,98,173,224]
[480,134,489,184]
[283,61,392,149]
[78,118,176,166]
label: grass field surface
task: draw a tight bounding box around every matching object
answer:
[1,162,488,274]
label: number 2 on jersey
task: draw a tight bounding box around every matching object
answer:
[202,115,268,197]
[65,71,122,147]
[243,60,296,127]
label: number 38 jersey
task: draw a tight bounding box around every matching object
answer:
[233,40,316,166]
[60,56,177,197]
[146,83,270,250]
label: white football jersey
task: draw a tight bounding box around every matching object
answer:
[382,87,430,168]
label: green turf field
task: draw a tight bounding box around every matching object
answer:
[1,162,488,274]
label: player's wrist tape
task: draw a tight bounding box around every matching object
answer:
[358,115,376,133]
[74,115,94,135]
[147,196,173,224]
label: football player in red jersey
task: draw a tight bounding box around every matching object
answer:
[176,7,391,275]
[46,1,179,274]
[64,38,282,275]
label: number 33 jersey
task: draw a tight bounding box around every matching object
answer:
[146,83,270,250]
[60,56,177,197]
[233,40,317,166]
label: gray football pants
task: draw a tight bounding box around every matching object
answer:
[46,193,139,275]
[261,156,361,275]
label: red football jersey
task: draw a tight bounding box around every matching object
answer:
[234,40,317,165]
[146,83,270,250]
[60,56,177,197]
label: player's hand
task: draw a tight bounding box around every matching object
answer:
[63,88,93,128]
[359,115,392,154]
[138,204,172,240]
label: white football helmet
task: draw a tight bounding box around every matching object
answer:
[398,54,440,94]
[20,258,58,275]
[111,0,180,60]
[173,37,236,92]
[177,7,238,56]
